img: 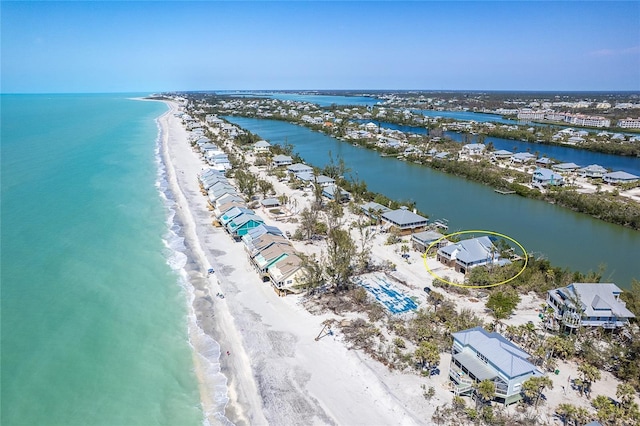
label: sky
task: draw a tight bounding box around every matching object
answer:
[1,1,639,93]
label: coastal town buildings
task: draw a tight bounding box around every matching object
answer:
[617,118,640,129]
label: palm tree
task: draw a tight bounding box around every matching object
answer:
[475,379,495,408]
[414,341,440,373]
[556,403,577,426]
[522,376,554,409]
[577,363,601,398]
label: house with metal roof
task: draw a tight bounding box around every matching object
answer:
[603,171,639,184]
[535,157,555,167]
[449,327,543,405]
[253,140,271,153]
[322,184,351,202]
[411,230,447,253]
[252,243,296,276]
[552,162,581,172]
[272,154,293,167]
[579,164,608,178]
[381,207,429,235]
[546,283,635,330]
[286,163,314,176]
[219,207,254,225]
[437,236,507,274]
[225,213,264,239]
[532,168,564,187]
[297,173,335,188]
[214,200,247,218]
[511,152,536,163]
[360,202,391,221]
[241,224,284,247]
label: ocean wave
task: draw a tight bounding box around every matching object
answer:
[154,119,233,426]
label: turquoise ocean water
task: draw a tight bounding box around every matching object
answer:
[1,94,207,425]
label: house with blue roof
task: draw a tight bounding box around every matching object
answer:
[219,207,255,226]
[437,236,507,274]
[546,283,635,331]
[449,327,543,405]
[381,207,429,235]
[225,213,264,239]
[603,171,639,185]
[532,168,564,187]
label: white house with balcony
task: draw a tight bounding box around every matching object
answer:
[449,327,543,406]
[546,283,635,331]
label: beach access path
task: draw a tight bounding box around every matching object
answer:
[159,101,434,425]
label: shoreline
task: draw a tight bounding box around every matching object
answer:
[155,100,431,425]
[151,99,639,425]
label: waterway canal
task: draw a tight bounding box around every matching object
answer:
[226,116,640,288]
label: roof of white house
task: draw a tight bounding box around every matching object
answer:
[287,163,313,172]
[381,207,428,227]
[604,171,639,180]
[580,164,608,174]
[535,157,554,165]
[549,283,635,319]
[439,236,497,264]
[453,327,541,379]
[553,162,581,170]
[361,201,391,214]
[411,230,445,244]
[533,168,563,181]
[492,150,513,156]
[463,143,486,151]
[254,140,271,148]
[512,152,536,161]
[273,154,293,162]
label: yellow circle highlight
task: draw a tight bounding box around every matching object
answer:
[422,230,528,289]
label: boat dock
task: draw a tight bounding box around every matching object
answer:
[494,189,516,195]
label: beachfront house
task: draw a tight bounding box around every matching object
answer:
[225,213,264,239]
[437,236,507,274]
[252,243,297,278]
[242,224,284,246]
[272,154,293,167]
[579,164,608,179]
[380,207,429,235]
[267,254,304,295]
[449,327,543,406]
[253,140,271,153]
[322,184,351,203]
[531,168,564,187]
[219,207,255,226]
[243,232,290,258]
[603,171,639,185]
[214,200,247,219]
[411,230,447,254]
[546,283,635,331]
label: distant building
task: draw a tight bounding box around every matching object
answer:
[617,118,640,129]
[272,154,293,167]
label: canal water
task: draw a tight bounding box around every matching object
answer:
[225,116,639,288]
[356,120,640,175]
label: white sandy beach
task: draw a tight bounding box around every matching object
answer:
[156,100,636,425]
